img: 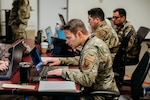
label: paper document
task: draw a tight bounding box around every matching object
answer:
[2,83,35,90]
[41,57,66,61]
[38,81,76,92]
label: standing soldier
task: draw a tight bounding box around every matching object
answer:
[8,0,31,41]
[8,0,31,55]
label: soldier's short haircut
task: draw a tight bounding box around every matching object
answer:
[63,19,88,35]
[113,8,126,17]
[88,7,105,21]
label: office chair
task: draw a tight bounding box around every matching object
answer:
[88,50,150,100]
[126,26,150,65]
[147,42,150,48]
[112,28,133,88]
[137,26,150,45]
[119,50,150,100]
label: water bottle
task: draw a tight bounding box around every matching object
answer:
[55,23,60,37]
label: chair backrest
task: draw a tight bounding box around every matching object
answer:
[131,50,150,100]
[125,26,150,65]
[112,28,133,87]
[137,26,150,45]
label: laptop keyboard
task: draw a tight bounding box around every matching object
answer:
[39,66,58,77]
[0,69,8,75]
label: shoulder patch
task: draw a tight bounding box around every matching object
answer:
[82,54,96,70]
[84,54,95,62]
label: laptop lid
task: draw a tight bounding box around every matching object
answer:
[45,26,53,45]
[45,26,71,55]
[29,47,43,71]
[58,13,66,26]
[57,30,66,40]
[0,39,24,79]
[51,37,75,57]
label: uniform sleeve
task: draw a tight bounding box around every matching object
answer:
[60,56,80,65]
[62,48,99,87]
[124,27,137,50]
[95,28,119,49]
[18,0,30,25]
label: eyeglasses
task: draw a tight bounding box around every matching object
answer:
[112,16,121,19]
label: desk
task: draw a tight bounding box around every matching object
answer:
[0,39,81,98]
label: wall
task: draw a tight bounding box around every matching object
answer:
[68,0,150,39]
[1,0,150,39]
[38,0,67,35]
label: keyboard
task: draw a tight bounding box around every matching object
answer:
[39,66,69,77]
[0,69,8,75]
[39,66,59,77]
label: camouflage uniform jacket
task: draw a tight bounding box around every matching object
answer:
[93,20,120,57]
[114,21,139,64]
[9,0,31,41]
[0,44,5,60]
[60,34,119,100]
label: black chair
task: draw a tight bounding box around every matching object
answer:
[112,28,133,88]
[137,26,150,45]
[119,50,150,100]
[147,42,150,48]
[126,26,150,65]
[88,50,150,100]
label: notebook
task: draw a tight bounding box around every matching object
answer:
[29,47,68,77]
[0,39,24,79]
[45,26,75,57]
[38,81,76,92]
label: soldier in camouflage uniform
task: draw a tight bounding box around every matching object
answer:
[112,8,139,65]
[88,8,120,59]
[43,19,119,100]
[8,0,32,55]
[8,0,31,41]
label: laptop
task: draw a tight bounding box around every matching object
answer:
[0,39,24,79]
[45,26,75,57]
[29,47,68,78]
[45,26,54,50]
[57,14,67,40]
[58,13,66,26]
[57,30,66,40]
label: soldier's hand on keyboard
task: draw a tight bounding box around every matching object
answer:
[0,61,9,71]
[43,59,61,66]
[47,68,62,76]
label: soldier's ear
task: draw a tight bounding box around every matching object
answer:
[76,31,82,38]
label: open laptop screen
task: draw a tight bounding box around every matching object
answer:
[0,39,24,79]
[30,47,42,71]
[57,30,66,40]
[45,26,53,45]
